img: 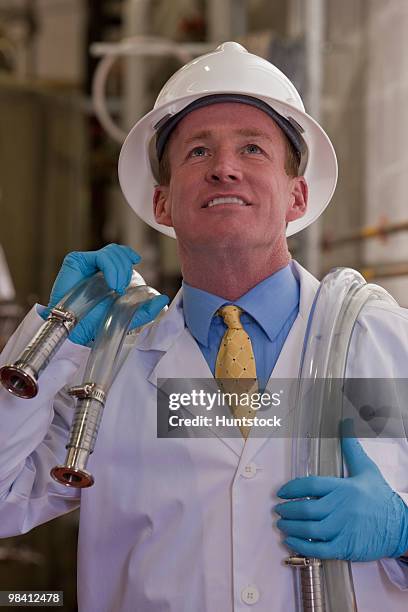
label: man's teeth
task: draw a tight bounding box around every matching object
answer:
[207,197,247,208]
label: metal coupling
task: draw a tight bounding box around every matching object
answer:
[51,382,107,488]
[285,556,325,612]
[285,556,322,568]
[68,383,106,404]
[0,311,77,399]
[48,307,77,332]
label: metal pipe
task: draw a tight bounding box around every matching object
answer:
[302,0,325,278]
[359,262,408,281]
[321,262,408,282]
[206,0,246,43]
[322,219,408,250]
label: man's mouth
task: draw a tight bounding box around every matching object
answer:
[203,196,250,208]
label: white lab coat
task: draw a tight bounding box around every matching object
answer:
[0,260,408,612]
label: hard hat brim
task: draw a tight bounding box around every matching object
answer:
[118,92,338,239]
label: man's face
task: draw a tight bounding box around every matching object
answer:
[153,102,307,253]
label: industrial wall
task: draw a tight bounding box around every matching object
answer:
[322,0,408,305]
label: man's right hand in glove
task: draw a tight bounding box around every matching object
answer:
[40,243,169,346]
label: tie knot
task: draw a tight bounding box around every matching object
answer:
[218,305,244,330]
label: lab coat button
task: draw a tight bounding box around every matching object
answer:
[241,585,260,604]
[242,463,257,478]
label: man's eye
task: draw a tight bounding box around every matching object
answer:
[189,146,207,157]
[244,143,262,154]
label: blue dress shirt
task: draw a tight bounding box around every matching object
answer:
[182,264,300,391]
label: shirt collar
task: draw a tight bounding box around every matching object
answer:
[182,264,299,347]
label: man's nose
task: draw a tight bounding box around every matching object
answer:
[205,152,243,183]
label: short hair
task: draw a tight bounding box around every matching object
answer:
[158,129,300,185]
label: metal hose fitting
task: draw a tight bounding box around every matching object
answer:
[51,383,106,488]
[0,272,114,399]
[0,308,77,399]
[285,557,324,612]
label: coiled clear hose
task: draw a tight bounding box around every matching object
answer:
[288,268,397,612]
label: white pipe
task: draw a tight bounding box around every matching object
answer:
[90,38,211,59]
[206,0,246,42]
[304,0,325,277]
[92,54,127,144]
[90,37,214,145]
[306,0,324,123]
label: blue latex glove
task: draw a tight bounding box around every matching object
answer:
[274,425,408,561]
[41,243,169,346]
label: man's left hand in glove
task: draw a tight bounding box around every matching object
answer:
[274,424,408,561]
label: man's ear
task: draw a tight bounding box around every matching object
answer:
[286,176,308,223]
[153,186,173,227]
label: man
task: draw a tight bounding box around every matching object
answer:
[0,42,408,611]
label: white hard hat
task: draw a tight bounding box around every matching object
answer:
[118,41,338,239]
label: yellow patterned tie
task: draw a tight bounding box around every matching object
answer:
[215,305,258,439]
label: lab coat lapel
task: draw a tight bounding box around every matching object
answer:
[239,261,320,465]
[145,290,244,458]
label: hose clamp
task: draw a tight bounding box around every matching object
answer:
[49,307,77,332]
[68,383,106,405]
[285,556,322,568]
